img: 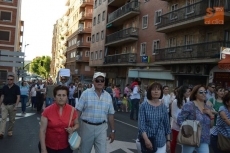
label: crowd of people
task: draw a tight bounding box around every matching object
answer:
[0,73,230,153]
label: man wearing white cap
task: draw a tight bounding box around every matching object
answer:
[76,72,115,153]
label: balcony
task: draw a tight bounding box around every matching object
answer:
[77,27,91,34]
[157,1,230,33]
[63,16,69,26]
[105,27,138,46]
[108,0,125,7]
[104,53,137,65]
[107,1,140,27]
[80,0,93,8]
[61,26,69,36]
[76,55,82,61]
[79,12,92,21]
[77,41,90,48]
[154,41,230,64]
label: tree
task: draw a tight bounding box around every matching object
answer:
[29,56,51,79]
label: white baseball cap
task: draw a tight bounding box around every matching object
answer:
[93,72,105,79]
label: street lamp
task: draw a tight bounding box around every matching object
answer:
[22,43,29,81]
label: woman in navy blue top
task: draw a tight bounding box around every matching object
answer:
[138,82,171,153]
[210,93,230,153]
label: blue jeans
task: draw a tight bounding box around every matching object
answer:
[20,95,28,113]
[31,97,37,108]
[45,97,53,107]
[130,98,140,120]
[69,99,75,107]
[182,143,209,153]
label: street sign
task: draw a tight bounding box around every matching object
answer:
[0,50,24,67]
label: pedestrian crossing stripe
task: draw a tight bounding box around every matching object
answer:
[0,113,35,121]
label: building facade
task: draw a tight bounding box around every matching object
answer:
[89,0,169,90]
[155,0,230,87]
[0,0,23,83]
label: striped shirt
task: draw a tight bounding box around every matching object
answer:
[76,88,115,123]
[211,106,230,138]
[138,101,171,148]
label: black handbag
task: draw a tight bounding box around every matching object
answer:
[139,136,157,153]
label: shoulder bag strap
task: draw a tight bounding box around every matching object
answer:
[193,101,197,120]
[68,107,74,127]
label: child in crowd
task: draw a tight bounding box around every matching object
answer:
[121,94,128,112]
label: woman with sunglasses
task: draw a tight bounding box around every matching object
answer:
[210,93,230,153]
[207,86,225,125]
[170,86,190,153]
[177,85,214,153]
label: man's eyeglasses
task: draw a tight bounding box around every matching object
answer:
[95,79,105,83]
[211,86,215,89]
[7,79,13,81]
[198,90,207,94]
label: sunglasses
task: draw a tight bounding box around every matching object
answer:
[198,90,207,94]
[7,79,13,80]
[95,79,105,83]
[211,86,215,89]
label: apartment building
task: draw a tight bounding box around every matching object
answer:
[154,0,230,87]
[90,0,169,89]
[65,0,94,83]
[50,18,67,80]
[0,0,23,83]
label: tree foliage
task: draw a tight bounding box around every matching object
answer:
[29,56,51,78]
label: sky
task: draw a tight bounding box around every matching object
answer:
[21,0,67,60]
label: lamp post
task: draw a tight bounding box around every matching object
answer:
[22,43,29,81]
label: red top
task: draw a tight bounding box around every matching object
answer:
[42,103,78,150]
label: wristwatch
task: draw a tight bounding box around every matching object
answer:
[111,130,116,133]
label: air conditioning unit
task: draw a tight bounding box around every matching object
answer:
[76,55,80,60]
[75,69,78,74]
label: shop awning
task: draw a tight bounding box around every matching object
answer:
[218,55,230,70]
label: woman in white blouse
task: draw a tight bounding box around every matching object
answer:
[30,84,37,110]
[170,86,190,153]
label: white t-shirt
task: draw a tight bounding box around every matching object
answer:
[171,99,183,131]
[162,94,171,112]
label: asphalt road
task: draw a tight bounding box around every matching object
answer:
[0,107,214,153]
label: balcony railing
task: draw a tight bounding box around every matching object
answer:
[157,0,230,29]
[77,27,91,34]
[104,53,137,64]
[108,1,140,23]
[80,0,93,7]
[106,27,138,44]
[77,41,90,47]
[155,41,230,62]
[79,12,92,20]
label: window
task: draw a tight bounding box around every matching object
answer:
[102,11,105,21]
[186,0,196,14]
[0,30,10,41]
[94,0,97,8]
[154,10,162,25]
[152,40,160,54]
[168,38,176,52]
[95,51,98,59]
[99,50,103,59]
[96,33,99,41]
[90,52,94,60]
[85,51,90,57]
[87,36,91,42]
[142,15,148,29]
[101,30,104,40]
[99,0,102,5]
[98,14,101,24]
[92,34,95,43]
[0,11,11,21]
[0,70,7,80]
[170,4,178,20]
[93,17,96,25]
[185,35,193,50]
[140,43,147,56]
